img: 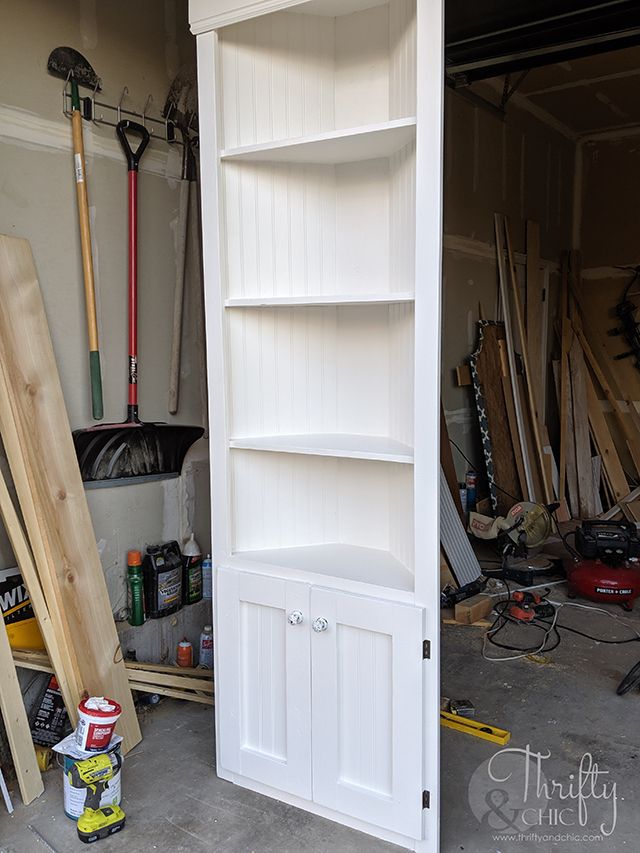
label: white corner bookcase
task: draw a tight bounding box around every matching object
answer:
[192,0,443,849]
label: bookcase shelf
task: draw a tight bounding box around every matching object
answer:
[220,118,416,165]
[229,433,414,464]
[225,292,414,307]
[232,543,414,592]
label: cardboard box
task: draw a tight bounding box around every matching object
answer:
[454,594,494,625]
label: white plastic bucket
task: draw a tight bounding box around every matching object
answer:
[74,698,122,752]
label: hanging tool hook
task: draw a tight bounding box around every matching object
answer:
[117,86,129,123]
[142,94,153,129]
[62,69,73,118]
[88,77,101,123]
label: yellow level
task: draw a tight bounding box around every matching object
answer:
[440,710,511,745]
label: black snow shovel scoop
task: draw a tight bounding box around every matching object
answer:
[73,121,204,483]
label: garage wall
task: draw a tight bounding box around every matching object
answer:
[442,87,575,478]
[0,0,211,661]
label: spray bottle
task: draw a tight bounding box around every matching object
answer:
[182,533,203,605]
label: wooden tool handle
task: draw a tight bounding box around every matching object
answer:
[168,180,190,414]
[71,109,103,420]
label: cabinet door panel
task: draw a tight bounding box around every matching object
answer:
[311,588,423,839]
[217,568,311,798]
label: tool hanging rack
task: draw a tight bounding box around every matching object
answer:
[59,72,198,147]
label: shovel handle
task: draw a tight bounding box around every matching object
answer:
[116,122,149,422]
[72,79,103,421]
[116,121,150,172]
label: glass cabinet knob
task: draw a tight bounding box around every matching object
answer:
[287,610,303,625]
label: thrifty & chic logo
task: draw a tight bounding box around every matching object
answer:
[468,745,618,838]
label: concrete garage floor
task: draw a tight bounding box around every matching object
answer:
[1,702,401,853]
[2,588,639,853]
[441,588,640,852]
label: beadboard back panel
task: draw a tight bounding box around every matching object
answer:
[227,303,414,440]
[221,148,414,299]
[218,1,416,149]
[230,449,414,571]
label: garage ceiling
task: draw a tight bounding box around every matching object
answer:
[446,1,640,137]
[514,47,640,135]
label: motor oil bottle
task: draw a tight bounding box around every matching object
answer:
[143,542,183,619]
[182,533,203,605]
[199,624,213,669]
[127,549,145,626]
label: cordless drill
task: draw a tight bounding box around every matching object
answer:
[67,753,125,843]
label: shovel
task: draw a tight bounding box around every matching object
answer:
[47,47,104,419]
[72,121,203,482]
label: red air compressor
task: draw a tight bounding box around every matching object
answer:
[565,520,640,611]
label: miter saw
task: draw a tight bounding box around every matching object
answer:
[471,500,564,586]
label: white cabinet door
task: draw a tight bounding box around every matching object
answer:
[216,568,312,799]
[311,588,424,839]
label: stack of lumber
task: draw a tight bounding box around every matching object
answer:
[0,236,141,801]
[12,650,214,707]
[459,215,560,515]
[457,217,638,521]
[555,251,638,518]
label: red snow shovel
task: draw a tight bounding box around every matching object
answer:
[73,121,203,483]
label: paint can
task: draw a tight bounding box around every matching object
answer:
[75,697,122,752]
[61,742,122,821]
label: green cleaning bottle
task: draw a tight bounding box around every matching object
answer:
[127,549,145,626]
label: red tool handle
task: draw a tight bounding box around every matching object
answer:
[116,121,150,422]
[128,169,138,412]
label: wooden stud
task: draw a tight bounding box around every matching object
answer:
[585,371,629,503]
[125,668,214,694]
[526,221,545,421]
[558,256,571,504]
[0,464,79,721]
[601,486,640,520]
[494,214,535,499]
[573,324,640,475]
[498,342,528,498]
[127,681,214,706]
[455,364,472,387]
[0,622,43,805]
[503,217,553,503]
[569,335,596,517]
[0,236,140,753]
[124,660,212,679]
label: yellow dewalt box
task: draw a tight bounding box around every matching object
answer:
[0,566,45,651]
